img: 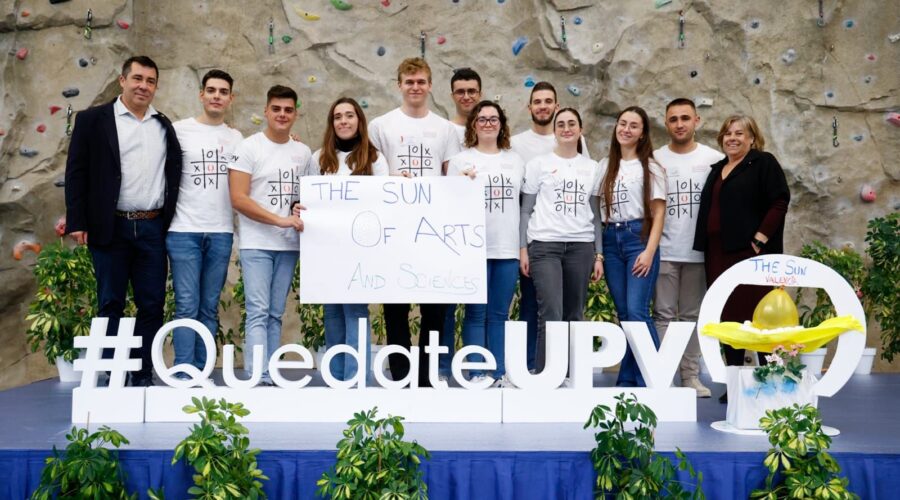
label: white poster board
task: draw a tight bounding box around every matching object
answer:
[299,176,487,304]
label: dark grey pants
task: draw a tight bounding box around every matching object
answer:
[528,240,594,372]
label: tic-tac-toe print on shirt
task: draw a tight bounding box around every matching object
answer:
[597,157,666,223]
[485,172,515,213]
[666,177,704,220]
[190,147,230,190]
[267,167,299,210]
[396,136,435,177]
[607,178,630,219]
[553,175,589,216]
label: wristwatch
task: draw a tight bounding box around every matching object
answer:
[752,237,766,250]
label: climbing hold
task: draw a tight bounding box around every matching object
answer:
[54,177,65,187]
[696,97,714,108]
[866,53,876,61]
[512,36,527,56]
[296,99,302,108]
[377,46,386,56]
[78,58,89,68]
[381,0,390,6]
[13,241,42,261]
[493,94,502,102]
[752,77,762,85]
[825,91,835,99]
[282,35,293,43]
[19,147,38,157]
[437,35,446,45]
[689,70,698,78]
[250,114,263,125]
[885,113,900,127]
[36,124,46,133]
[853,134,864,142]
[296,9,321,21]
[307,75,317,83]
[567,85,581,97]
[860,184,876,203]
[749,20,760,29]
[62,87,80,98]
[359,99,368,109]
[655,0,673,7]
[50,105,62,115]
[573,17,582,25]
[116,20,130,29]
[498,0,506,3]
[591,42,604,53]
[781,48,797,65]
[20,10,30,17]
[15,48,28,60]
[863,75,873,84]
[889,33,900,43]
[524,76,535,88]
[843,19,854,28]
[0,128,5,136]
[330,0,353,10]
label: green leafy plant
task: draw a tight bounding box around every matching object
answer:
[795,242,866,328]
[862,213,900,361]
[754,344,806,385]
[31,425,135,499]
[585,278,618,323]
[172,397,268,499]
[317,406,430,499]
[751,404,857,500]
[584,393,703,499]
[25,238,97,364]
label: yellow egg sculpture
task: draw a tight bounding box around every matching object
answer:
[751,287,800,330]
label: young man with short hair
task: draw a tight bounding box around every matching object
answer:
[228,85,311,386]
[65,55,182,387]
[510,81,590,371]
[369,57,461,387]
[167,70,243,380]
[652,98,724,398]
[449,67,482,144]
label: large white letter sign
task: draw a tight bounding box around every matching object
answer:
[697,254,866,397]
[299,176,487,304]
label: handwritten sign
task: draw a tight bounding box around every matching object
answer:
[299,176,487,304]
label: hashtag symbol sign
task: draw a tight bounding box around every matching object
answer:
[73,317,142,388]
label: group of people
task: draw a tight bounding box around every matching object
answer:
[65,55,790,397]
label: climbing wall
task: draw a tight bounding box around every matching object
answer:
[0,0,897,388]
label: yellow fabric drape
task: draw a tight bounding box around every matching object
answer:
[701,315,864,353]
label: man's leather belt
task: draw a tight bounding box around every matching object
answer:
[115,209,161,220]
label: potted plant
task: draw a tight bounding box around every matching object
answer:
[751,404,858,499]
[862,213,899,364]
[24,217,96,381]
[584,392,704,499]
[317,406,429,499]
[31,424,135,499]
[171,397,268,499]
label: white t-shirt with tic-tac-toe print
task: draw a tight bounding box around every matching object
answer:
[169,118,243,233]
[654,143,724,262]
[597,157,666,223]
[522,152,602,243]
[229,132,312,251]
[368,108,461,177]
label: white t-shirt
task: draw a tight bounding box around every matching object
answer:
[510,129,591,164]
[597,157,667,223]
[522,153,602,243]
[306,149,390,177]
[228,132,312,251]
[169,118,243,233]
[654,143,725,262]
[368,108,462,177]
[447,148,525,259]
[452,122,466,149]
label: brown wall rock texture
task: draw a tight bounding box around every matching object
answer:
[1,0,897,389]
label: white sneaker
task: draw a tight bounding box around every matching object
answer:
[470,375,488,384]
[560,378,573,388]
[683,377,711,398]
[498,374,515,388]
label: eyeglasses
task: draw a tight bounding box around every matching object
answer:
[476,116,500,126]
[453,89,480,97]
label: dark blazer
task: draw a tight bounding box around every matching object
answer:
[693,149,790,254]
[65,98,182,246]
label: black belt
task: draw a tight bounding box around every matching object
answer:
[115,209,161,220]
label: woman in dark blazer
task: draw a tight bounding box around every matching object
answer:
[693,115,790,396]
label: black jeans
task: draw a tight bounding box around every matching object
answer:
[383,303,448,387]
[89,216,168,380]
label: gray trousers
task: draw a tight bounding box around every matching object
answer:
[528,241,594,372]
[653,260,705,380]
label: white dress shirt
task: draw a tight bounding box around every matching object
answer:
[114,96,168,211]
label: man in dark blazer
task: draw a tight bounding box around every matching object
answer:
[65,55,182,386]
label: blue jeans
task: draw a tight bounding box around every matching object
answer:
[518,274,539,371]
[240,249,299,380]
[439,305,457,376]
[602,220,661,387]
[166,232,233,371]
[460,259,520,378]
[89,216,167,380]
[323,304,372,381]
